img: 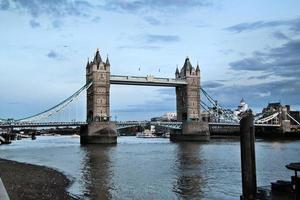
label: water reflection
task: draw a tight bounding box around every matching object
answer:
[81,145,115,200]
[1,137,300,200]
[173,143,205,199]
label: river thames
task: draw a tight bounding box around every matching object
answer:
[0,136,299,200]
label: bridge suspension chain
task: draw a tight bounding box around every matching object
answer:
[200,87,239,123]
[286,113,300,125]
[15,82,92,122]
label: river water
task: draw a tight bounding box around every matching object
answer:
[0,136,299,200]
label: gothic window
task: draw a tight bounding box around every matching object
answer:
[88,111,93,122]
[94,116,100,122]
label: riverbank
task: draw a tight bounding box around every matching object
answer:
[0,158,77,200]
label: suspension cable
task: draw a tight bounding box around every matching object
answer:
[16,82,92,122]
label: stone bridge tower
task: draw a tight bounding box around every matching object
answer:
[171,57,209,141]
[80,49,117,144]
[86,49,110,122]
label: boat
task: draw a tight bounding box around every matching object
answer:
[162,132,170,138]
[136,129,157,138]
[71,134,80,138]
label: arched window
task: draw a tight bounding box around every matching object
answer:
[94,115,100,122]
[87,111,93,122]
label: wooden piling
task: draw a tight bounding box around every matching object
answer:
[240,110,257,200]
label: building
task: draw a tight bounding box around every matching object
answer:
[162,112,177,121]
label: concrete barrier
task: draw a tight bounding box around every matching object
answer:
[0,177,10,200]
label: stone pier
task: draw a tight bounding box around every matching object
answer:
[80,122,117,144]
[170,121,209,141]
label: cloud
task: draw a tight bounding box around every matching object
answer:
[272,32,289,40]
[229,40,300,79]
[204,79,300,110]
[145,34,180,43]
[102,0,211,13]
[0,0,9,10]
[91,16,101,23]
[143,16,161,25]
[29,19,40,28]
[52,19,63,28]
[1,0,92,17]
[219,49,234,55]
[202,81,224,89]
[225,17,300,33]
[247,74,271,80]
[257,91,271,97]
[47,50,62,59]
[118,45,160,50]
[223,39,300,109]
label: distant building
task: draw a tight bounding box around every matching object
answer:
[151,117,163,122]
[162,112,177,121]
[151,112,177,122]
[262,102,282,113]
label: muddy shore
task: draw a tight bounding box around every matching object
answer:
[0,158,77,200]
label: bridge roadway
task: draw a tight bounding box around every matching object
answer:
[110,75,187,87]
[0,121,281,128]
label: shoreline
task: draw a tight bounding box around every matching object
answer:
[0,158,77,200]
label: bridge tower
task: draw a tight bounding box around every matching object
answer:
[171,58,209,141]
[80,49,117,144]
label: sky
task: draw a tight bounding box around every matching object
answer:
[0,0,300,121]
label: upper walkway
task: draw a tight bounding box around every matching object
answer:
[110,75,187,87]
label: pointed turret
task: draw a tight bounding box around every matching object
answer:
[175,67,179,75]
[196,62,200,73]
[93,48,102,64]
[183,57,192,72]
[175,66,179,78]
[86,58,89,68]
[105,56,110,66]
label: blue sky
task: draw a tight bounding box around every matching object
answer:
[0,0,300,121]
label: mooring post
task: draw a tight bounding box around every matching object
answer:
[240,110,257,200]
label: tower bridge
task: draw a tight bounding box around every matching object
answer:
[1,49,299,143]
[81,49,208,144]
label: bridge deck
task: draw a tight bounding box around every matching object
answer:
[0,121,283,128]
[110,75,187,87]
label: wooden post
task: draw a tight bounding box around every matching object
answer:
[240,110,257,200]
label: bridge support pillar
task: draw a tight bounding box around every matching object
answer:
[80,122,117,145]
[170,121,209,142]
[282,120,291,133]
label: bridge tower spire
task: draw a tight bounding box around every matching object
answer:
[81,49,117,144]
[172,57,209,141]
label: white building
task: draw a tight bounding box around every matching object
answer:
[162,112,177,121]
